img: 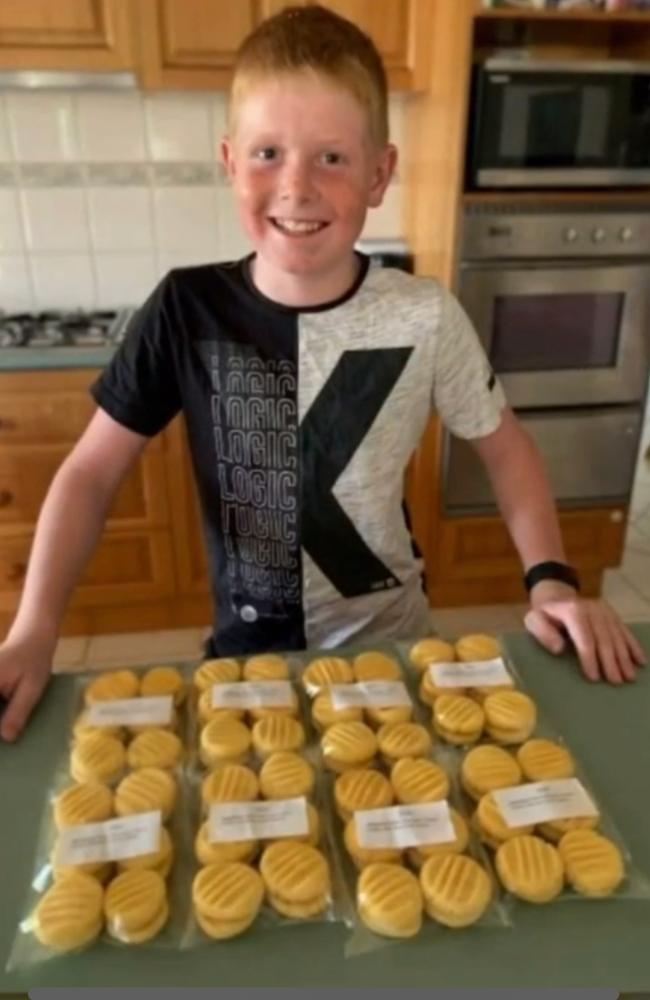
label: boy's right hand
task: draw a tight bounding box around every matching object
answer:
[0,636,53,742]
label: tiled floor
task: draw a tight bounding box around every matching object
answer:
[54,420,650,674]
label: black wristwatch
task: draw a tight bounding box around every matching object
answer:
[523,561,580,594]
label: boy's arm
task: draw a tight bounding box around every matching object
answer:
[469,407,646,685]
[0,409,148,741]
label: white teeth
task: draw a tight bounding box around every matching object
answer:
[273,219,324,234]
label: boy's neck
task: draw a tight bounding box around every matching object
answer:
[249,252,361,308]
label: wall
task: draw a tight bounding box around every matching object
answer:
[0,90,407,313]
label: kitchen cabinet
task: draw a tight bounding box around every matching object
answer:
[0,0,136,71]
[0,369,211,638]
[136,0,433,91]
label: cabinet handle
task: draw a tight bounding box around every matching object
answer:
[0,490,13,508]
[7,562,26,583]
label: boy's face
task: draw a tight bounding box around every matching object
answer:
[222,73,396,302]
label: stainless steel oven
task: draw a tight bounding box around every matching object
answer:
[444,204,650,514]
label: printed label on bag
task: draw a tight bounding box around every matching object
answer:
[355,801,455,849]
[209,798,309,842]
[211,681,294,709]
[58,811,162,865]
[493,779,599,828]
[430,658,513,688]
[330,681,411,709]
[86,695,173,726]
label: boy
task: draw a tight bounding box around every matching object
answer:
[0,5,644,742]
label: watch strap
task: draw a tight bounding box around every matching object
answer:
[524,561,580,594]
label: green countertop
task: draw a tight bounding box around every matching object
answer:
[0,347,113,371]
[2,626,650,989]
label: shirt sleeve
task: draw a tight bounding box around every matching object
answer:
[431,285,507,440]
[90,275,183,437]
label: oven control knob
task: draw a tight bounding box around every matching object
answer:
[562,227,579,243]
[619,226,634,242]
[591,227,606,243]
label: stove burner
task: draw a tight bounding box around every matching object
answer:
[0,308,135,348]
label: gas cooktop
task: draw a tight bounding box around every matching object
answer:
[0,308,135,348]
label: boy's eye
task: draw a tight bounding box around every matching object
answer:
[255,147,278,161]
[321,151,343,165]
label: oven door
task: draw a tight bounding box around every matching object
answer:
[443,406,643,514]
[458,261,650,408]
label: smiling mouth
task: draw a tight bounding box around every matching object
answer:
[270,218,329,235]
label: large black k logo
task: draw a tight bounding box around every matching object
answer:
[300,347,413,597]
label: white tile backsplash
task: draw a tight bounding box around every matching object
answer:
[145,94,215,161]
[0,189,25,252]
[6,93,79,162]
[0,91,405,311]
[21,188,90,252]
[31,254,95,310]
[87,187,154,251]
[77,93,146,162]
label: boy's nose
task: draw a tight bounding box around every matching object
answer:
[279,161,317,203]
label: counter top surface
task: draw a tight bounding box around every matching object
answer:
[0,347,114,371]
[2,626,650,988]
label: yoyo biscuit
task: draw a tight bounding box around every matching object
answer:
[104,869,169,943]
[390,757,450,805]
[301,656,353,695]
[193,658,240,691]
[357,862,423,938]
[140,665,186,705]
[496,835,564,903]
[377,721,432,764]
[433,694,484,745]
[409,638,456,673]
[200,718,251,767]
[461,745,522,800]
[70,732,126,784]
[334,767,393,821]
[454,634,501,663]
[260,840,331,918]
[200,763,259,811]
[420,853,492,927]
[33,871,104,952]
[483,690,537,744]
[126,728,183,770]
[516,739,575,782]
[114,767,177,820]
[321,721,377,773]
[251,714,305,758]
[192,861,264,939]
[243,653,289,681]
[53,781,113,830]
[352,651,401,682]
[259,751,315,800]
[84,669,139,705]
[194,820,259,866]
[558,829,624,898]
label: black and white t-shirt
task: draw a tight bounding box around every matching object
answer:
[92,254,505,655]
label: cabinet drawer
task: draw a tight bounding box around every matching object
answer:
[0,529,176,610]
[0,391,95,445]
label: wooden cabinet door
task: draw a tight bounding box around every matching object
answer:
[137,0,432,91]
[164,415,210,596]
[136,0,257,89]
[0,0,135,71]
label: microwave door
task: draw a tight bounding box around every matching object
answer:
[458,262,650,408]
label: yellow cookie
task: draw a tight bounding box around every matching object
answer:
[301,656,353,696]
[537,814,599,843]
[53,782,113,830]
[407,808,469,868]
[474,792,534,850]
[455,634,501,663]
[198,686,245,725]
[34,872,104,952]
[311,691,363,732]
[194,820,259,866]
[193,658,240,691]
[496,835,564,903]
[70,733,126,785]
[483,690,537,745]
[251,715,305,758]
[558,829,624,898]
[104,869,168,943]
[433,694,484,745]
[352,651,401,682]
[334,767,394,821]
[260,841,330,917]
[321,721,377,773]
[365,703,413,728]
[72,710,124,743]
[409,638,456,673]
[192,862,264,938]
[461,745,522,801]
[114,767,177,820]
[140,665,186,705]
[344,817,402,869]
[516,739,575,782]
[259,751,315,800]
[377,721,432,764]
[117,826,174,879]
[243,654,289,681]
[357,862,423,938]
[200,718,252,768]
[201,763,259,811]
[126,728,183,770]
[390,757,449,805]
[84,669,139,705]
[420,854,492,927]
[419,668,464,706]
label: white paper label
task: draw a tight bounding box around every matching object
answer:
[355,801,455,849]
[493,779,599,828]
[209,798,309,842]
[86,695,173,726]
[330,681,411,710]
[58,811,162,864]
[212,681,294,709]
[430,657,513,688]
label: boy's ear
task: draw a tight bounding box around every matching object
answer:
[367,143,398,208]
[221,137,236,180]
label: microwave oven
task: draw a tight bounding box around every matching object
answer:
[466,59,650,190]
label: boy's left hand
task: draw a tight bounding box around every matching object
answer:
[523,580,646,685]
